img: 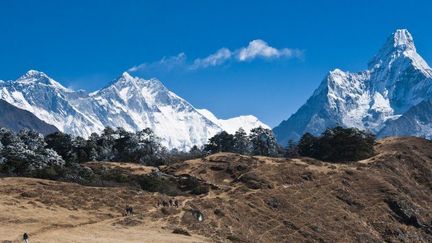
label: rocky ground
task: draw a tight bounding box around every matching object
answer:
[1,137,432,242]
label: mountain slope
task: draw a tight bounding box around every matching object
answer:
[0,99,59,135]
[378,99,432,138]
[273,29,432,144]
[197,109,270,134]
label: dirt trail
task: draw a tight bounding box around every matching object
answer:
[0,177,209,243]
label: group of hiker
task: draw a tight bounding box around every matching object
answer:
[125,205,134,216]
[157,198,180,208]
[123,198,181,216]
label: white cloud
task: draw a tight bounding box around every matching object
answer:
[237,39,300,61]
[190,48,232,70]
[129,40,302,74]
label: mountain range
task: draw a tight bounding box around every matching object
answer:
[2,29,432,149]
[0,71,268,150]
[273,29,432,145]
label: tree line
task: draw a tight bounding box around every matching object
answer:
[292,126,376,162]
[203,127,281,156]
[0,125,376,182]
[202,126,376,163]
[0,127,167,181]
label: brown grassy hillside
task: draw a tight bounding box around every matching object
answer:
[1,137,432,242]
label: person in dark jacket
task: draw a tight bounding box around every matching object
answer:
[23,232,29,243]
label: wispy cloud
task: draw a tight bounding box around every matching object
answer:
[128,39,302,73]
[190,48,232,70]
[128,53,187,73]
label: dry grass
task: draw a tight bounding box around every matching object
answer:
[83,161,158,175]
[0,177,208,243]
[1,137,432,242]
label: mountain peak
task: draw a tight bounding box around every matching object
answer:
[104,72,139,89]
[374,29,416,60]
[19,69,48,79]
[112,72,163,88]
[367,29,432,72]
[388,29,415,51]
[121,71,133,80]
[16,70,68,90]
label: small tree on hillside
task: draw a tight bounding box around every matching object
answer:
[189,145,204,157]
[204,131,235,154]
[18,129,46,151]
[86,133,100,161]
[233,128,250,155]
[133,128,165,165]
[71,136,90,163]
[97,127,117,161]
[249,127,278,156]
[45,131,74,162]
[298,132,318,158]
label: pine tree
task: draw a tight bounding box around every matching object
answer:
[189,145,203,157]
[18,129,46,151]
[298,132,318,157]
[45,131,73,162]
[249,127,278,156]
[204,131,235,154]
[233,128,250,154]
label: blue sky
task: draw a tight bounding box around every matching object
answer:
[1,0,432,127]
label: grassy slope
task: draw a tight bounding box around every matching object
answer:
[1,137,432,242]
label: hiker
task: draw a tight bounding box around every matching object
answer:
[193,210,204,222]
[174,199,179,208]
[162,200,168,207]
[125,205,133,216]
[169,199,173,207]
[23,232,29,243]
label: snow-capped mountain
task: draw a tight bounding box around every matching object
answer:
[0,70,100,136]
[197,109,270,134]
[0,71,268,150]
[273,29,432,145]
[72,72,222,149]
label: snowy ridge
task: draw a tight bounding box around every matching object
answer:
[274,29,432,144]
[0,71,269,150]
[197,109,270,134]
